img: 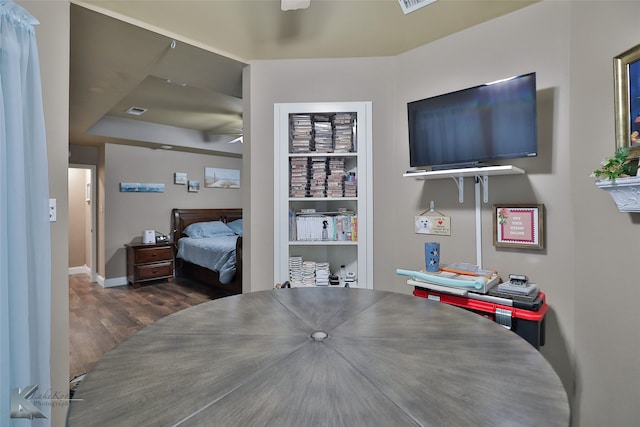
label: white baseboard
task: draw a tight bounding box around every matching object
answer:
[68,265,90,275]
[101,275,127,288]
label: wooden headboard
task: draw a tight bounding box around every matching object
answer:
[171,208,242,242]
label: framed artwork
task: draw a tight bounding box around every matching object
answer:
[188,180,200,193]
[493,204,544,249]
[174,172,187,185]
[205,167,240,189]
[614,43,640,157]
[119,182,165,193]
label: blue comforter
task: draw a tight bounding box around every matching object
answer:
[176,235,238,284]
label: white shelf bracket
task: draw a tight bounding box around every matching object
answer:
[477,175,489,203]
[451,177,464,203]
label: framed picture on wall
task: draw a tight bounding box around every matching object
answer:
[204,167,240,189]
[614,42,640,157]
[174,172,187,185]
[188,180,200,193]
[493,204,544,249]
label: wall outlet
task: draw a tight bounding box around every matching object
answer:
[49,198,56,222]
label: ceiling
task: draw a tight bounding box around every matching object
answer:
[69,0,538,156]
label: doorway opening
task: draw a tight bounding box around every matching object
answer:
[68,165,97,283]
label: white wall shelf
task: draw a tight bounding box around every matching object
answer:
[404,165,526,268]
[404,165,524,203]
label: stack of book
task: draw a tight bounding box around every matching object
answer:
[290,114,313,153]
[294,213,357,241]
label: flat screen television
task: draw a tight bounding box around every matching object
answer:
[407,72,537,169]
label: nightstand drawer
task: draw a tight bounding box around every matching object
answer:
[134,246,173,263]
[135,261,174,281]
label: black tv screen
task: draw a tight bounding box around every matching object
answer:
[407,72,537,169]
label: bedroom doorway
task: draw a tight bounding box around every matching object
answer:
[68,165,97,283]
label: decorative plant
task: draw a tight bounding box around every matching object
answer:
[591,146,638,180]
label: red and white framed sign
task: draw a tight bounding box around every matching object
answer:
[493,204,544,249]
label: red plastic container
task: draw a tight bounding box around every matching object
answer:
[413,287,547,349]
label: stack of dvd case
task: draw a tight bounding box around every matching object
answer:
[290,114,313,153]
[327,158,346,198]
[309,157,327,197]
[289,157,309,197]
[333,112,355,153]
[313,114,333,152]
[344,172,357,197]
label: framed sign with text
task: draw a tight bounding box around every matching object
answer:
[493,204,544,249]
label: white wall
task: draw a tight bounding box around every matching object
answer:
[103,144,243,281]
[246,56,395,292]
[394,0,576,410]
[21,0,640,425]
[246,2,640,426]
[569,2,640,426]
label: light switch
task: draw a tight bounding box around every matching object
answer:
[49,198,56,222]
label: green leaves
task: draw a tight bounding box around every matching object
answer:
[592,147,638,179]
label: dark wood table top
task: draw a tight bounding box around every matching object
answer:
[67,288,569,426]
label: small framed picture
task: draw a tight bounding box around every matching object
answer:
[188,180,200,193]
[493,204,544,249]
[174,172,187,185]
[414,215,451,236]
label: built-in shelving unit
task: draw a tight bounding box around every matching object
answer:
[274,102,372,288]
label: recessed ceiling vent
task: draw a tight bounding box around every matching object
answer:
[398,0,437,15]
[125,106,148,116]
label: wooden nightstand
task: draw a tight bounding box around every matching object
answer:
[125,242,174,288]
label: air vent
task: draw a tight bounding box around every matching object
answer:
[125,106,148,116]
[398,0,437,15]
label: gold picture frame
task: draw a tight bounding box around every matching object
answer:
[614,43,640,157]
[493,204,544,250]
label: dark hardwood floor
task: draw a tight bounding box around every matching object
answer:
[69,274,232,381]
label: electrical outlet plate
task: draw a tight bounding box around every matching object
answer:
[49,198,56,222]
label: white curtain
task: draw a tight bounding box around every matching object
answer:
[0,1,51,425]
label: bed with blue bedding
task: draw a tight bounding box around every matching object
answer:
[171,208,243,294]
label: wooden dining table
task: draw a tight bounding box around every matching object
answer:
[67,288,570,426]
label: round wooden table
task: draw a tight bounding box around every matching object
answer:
[67,288,570,426]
